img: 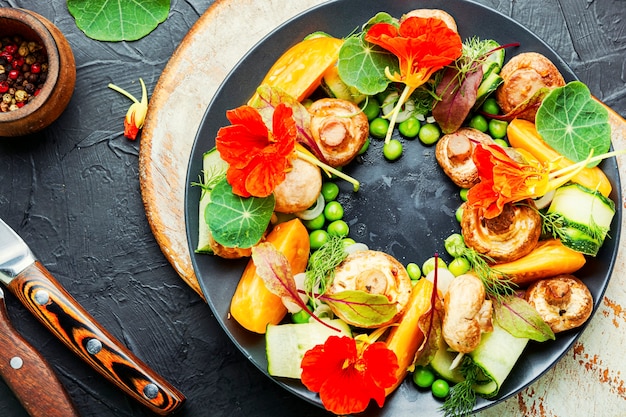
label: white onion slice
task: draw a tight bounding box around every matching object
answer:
[312,303,334,319]
[283,272,310,313]
[344,242,369,255]
[382,91,415,123]
[533,189,556,210]
[425,267,455,296]
[294,194,325,220]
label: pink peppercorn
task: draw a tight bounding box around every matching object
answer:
[0,81,8,93]
[8,70,19,80]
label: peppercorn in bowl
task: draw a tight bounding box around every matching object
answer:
[0,7,75,137]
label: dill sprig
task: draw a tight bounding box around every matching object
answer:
[441,356,479,417]
[305,235,348,297]
[191,165,227,193]
[461,246,516,302]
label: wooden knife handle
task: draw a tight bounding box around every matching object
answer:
[0,296,80,417]
[7,261,186,415]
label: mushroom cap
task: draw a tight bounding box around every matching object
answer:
[308,98,369,167]
[435,127,493,188]
[401,9,458,33]
[461,201,542,263]
[443,273,492,353]
[327,250,413,328]
[525,274,593,333]
[273,158,322,214]
[495,52,565,121]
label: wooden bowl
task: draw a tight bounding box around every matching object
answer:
[0,8,76,137]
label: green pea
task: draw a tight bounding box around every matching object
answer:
[358,137,370,155]
[327,220,349,237]
[494,138,508,148]
[431,379,450,399]
[309,229,329,250]
[369,117,389,139]
[304,213,325,230]
[455,204,464,223]
[488,119,508,139]
[324,201,344,222]
[459,188,469,202]
[406,262,421,280]
[481,97,500,116]
[398,116,421,138]
[321,182,339,202]
[422,257,447,277]
[383,139,403,161]
[449,257,471,276]
[291,309,311,324]
[469,114,488,132]
[418,123,441,145]
[444,233,466,258]
[361,97,380,121]
[342,237,356,249]
[413,366,435,388]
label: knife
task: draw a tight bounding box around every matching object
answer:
[0,218,185,415]
[0,286,80,417]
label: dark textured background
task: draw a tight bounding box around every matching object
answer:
[0,1,624,416]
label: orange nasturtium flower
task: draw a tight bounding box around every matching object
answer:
[300,336,399,415]
[215,103,297,198]
[108,78,148,140]
[364,16,463,143]
[466,143,596,219]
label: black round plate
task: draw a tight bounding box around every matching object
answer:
[185,0,622,415]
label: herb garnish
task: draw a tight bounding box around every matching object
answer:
[441,356,478,417]
[304,235,347,297]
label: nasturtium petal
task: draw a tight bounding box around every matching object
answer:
[536,81,611,167]
[205,179,274,248]
[67,0,170,41]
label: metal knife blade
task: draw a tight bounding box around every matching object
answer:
[0,286,80,417]
[0,218,185,415]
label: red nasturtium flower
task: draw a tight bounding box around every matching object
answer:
[215,103,297,197]
[467,143,552,219]
[108,78,148,140]
[365,16,463,89]
[300,336,399,415]
[364,16,462,144]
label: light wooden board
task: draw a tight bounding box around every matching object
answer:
[139,0,626,415]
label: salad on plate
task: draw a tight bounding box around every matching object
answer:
[192,7,621,417]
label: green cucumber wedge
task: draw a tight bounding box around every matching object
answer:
[547,183,616,256]
[430,323,529,398]
[196,148,228,253]
[266,319,352,379]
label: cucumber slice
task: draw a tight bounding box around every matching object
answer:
[321,65,365,103]
[266,319,352,379]
[547,183,616,256]
[469,323,529,397]
[430,323,529,398]
[475,71,503,107]
[196,148,228,253]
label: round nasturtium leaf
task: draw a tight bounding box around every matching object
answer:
[205,179,275,249]
[67,0,171,42]
[536,81,611,167]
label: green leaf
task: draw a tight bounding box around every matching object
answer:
[536,81,611,167]
[321,290,397,327]
[205,178,274,249]
[337,35,397,96]
[251,243,302,309]
[493,295,555,342]
[67,0,170,41]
